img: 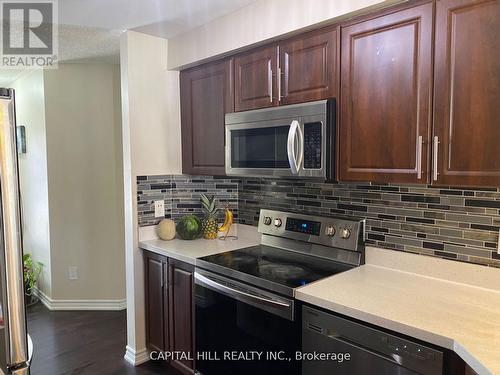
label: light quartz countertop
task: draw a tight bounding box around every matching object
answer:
[296,247,500,375]
[139,225,500,374]
[138,224,260,265]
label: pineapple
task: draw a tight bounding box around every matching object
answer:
[200,194,219,240]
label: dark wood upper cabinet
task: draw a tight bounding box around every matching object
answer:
[339,3,433,184]
[432,0,500,187]
[180,59,233,176]
[234,30,338,111]
[234,45,278,111]
[280,28,338,105]
[178,0,498,186]
[144,253,167,352]
[168,260,195,374]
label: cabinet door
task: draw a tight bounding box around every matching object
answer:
[234,45,278,111]
[433,0,500,187]
[339,3,433,183]
[144,253,167,352]
[168,260,195,374]
[280,27,338,105]
[180,59,233,176]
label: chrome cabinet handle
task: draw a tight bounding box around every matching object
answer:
[287,120,301,174]
[277,67,282,102]
[416,135,423,179]
[268,62,273,103]
[433,136,439,181]
[194,272,290,308]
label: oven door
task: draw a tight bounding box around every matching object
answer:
[225,105,330,179]
[194,269,300,375]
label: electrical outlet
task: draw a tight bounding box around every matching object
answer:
[154,200,165,218]
[68,266,78,280]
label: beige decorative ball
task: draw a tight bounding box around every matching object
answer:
[157,219,176,241]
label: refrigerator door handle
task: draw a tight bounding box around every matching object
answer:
[0,89,28,369]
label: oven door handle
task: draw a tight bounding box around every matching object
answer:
[194,271,291,309]
[287,120,302,174]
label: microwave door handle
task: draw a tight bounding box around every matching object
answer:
[296,123,304,172]
[287,120,300,174]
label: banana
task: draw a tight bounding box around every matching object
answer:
[218,208,234,233]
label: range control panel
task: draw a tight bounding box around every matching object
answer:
[258,209,365,252]
[286,217,321,236]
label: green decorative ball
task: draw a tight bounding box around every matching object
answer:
[176,215,202,240]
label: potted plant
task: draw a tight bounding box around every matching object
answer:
[23,254,43,307]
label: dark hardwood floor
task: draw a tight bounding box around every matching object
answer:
[27,303,180,375]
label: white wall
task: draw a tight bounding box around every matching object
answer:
[43,64,126,301]
[12,70,52,296]
[125,33,182,175]
[120,30,181,365]
[168,0,393,69]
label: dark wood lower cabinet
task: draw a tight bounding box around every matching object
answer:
[168,259,195,374]
[144,251,195,374]
[144,252,168,352]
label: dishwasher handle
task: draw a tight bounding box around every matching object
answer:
[326,331,403,366]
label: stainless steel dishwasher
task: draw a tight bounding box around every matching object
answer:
[302,306,444,375]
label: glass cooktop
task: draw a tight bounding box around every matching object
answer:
[196,245,353,296]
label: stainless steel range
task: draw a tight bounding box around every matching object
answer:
[194,209,365,375]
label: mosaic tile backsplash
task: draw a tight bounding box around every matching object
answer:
[238,178,500,268]
[137,175,500,268]
[137,175,238,226]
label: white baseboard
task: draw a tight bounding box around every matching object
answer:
[34,288,127,311]
[124,345,150,366]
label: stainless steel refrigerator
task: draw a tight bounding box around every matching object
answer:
[0,88,32,375]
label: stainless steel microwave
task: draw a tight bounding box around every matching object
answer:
[225,99,335,179]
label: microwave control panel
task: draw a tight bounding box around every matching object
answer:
[303,122,322,169]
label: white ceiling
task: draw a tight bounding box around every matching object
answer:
[0,24,122,86]
[58,25,122,64]
[0,0,259,85]
[57,0,258,62]
[60,0,259,37]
